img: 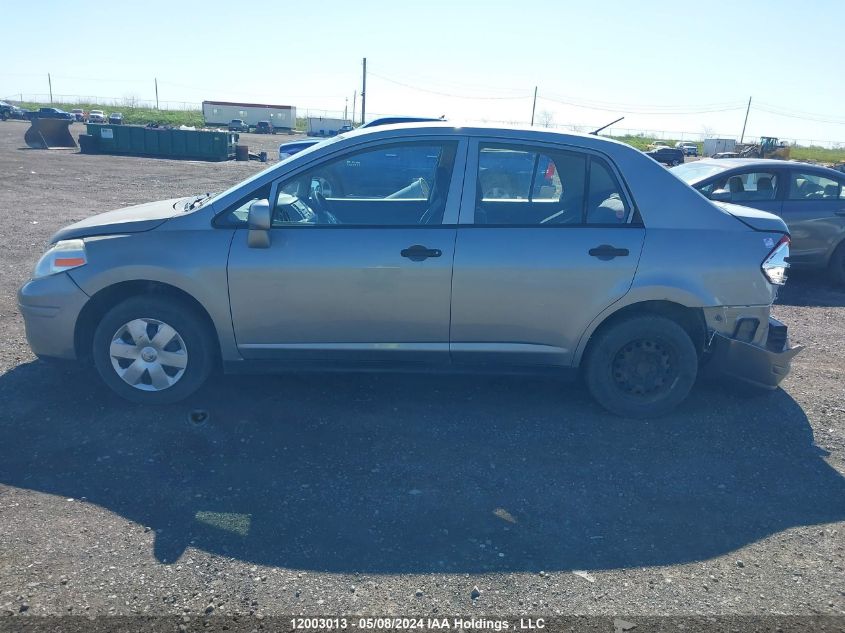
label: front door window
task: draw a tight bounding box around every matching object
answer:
[275,141,459,226]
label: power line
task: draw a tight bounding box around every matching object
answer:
[753,102,845,125]
[540,91,746,112]
[539,94,746,115]
[367,71,532,100]
[366,64,529,94]
[367,70,749,114]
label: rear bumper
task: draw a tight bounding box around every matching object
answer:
[709,317,802,389]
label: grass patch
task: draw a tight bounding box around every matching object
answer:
[787,146,845,164]
[19,101,204,127]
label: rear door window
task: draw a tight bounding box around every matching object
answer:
[585,159,630,225]
[788,172,844,200]
[475,144,585,225]
[474,144,631,226]
[702,171,780,202]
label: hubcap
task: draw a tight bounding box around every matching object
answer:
[109,318,188,392]
[611,338,676,397]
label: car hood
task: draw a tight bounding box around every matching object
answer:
[50,197,186,243]
[714,201,789,234]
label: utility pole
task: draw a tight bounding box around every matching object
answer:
[740,96,752,143]
[155,78,159,110]
[48,73,53,104]
[530,86,538,125]
[361,57,367,125]
[352,90,357,126]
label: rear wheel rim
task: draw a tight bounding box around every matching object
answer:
[611,338,678,398]
[109,318,188,392]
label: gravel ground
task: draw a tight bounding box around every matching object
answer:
[0,120,844,624]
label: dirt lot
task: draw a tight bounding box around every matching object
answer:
[0,119,844,624]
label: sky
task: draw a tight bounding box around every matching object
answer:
[4,0,845,145]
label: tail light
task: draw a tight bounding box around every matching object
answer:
[761,235,790,285]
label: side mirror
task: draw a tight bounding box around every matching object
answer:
[247,199,271,248]
[710,189,731,202]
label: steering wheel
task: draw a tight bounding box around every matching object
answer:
[309,190,339,225]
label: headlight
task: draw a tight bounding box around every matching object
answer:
[33,239,87,279]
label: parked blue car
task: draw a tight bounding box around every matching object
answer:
[27,107,74,121]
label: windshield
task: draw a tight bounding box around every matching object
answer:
[670,162,727,184]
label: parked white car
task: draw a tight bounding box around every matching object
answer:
[88,110,106,123]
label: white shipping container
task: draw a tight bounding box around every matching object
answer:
[202,101,296,129]
[703,138,737,157]
[306,117,351,136]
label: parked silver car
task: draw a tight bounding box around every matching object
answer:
[673,158,845,284]
[18,124,800,417]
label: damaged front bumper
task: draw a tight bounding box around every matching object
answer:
[708,316,802,389]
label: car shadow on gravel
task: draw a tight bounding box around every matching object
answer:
[2,359,844,574]
[776,271,845,307]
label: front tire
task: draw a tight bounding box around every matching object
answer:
[92,296,214,404]
[584,315,698,418]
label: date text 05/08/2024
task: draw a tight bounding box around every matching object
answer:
[290,617,547,630]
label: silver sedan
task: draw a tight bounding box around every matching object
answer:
[19,123,800,417]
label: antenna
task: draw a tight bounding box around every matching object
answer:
[590,116,624,135]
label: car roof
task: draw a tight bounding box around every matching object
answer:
[695,157,843,176]
[279,121,637,151]
[362,116,443,128]
[335,121,643,153]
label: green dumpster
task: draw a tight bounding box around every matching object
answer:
[85,124,237,161]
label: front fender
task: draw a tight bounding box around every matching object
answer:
[68,230,240,360]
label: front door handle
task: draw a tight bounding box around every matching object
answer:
[401,245,442,261]
[835,210,845,217]
[589,244,630,260]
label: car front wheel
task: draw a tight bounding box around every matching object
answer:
[584,315,698,418]
[92,296,214,404]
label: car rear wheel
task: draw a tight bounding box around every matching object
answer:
[584,315,698,418]
[92,296,214,404]
[829,241,845,286]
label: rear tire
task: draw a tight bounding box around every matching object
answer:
[92,296,214,405]
[828,241,845,286]
[584,315,698,418]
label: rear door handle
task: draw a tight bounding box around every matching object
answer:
[835,210,845,217]
[588,244,629,260]
[401,245,442,261]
